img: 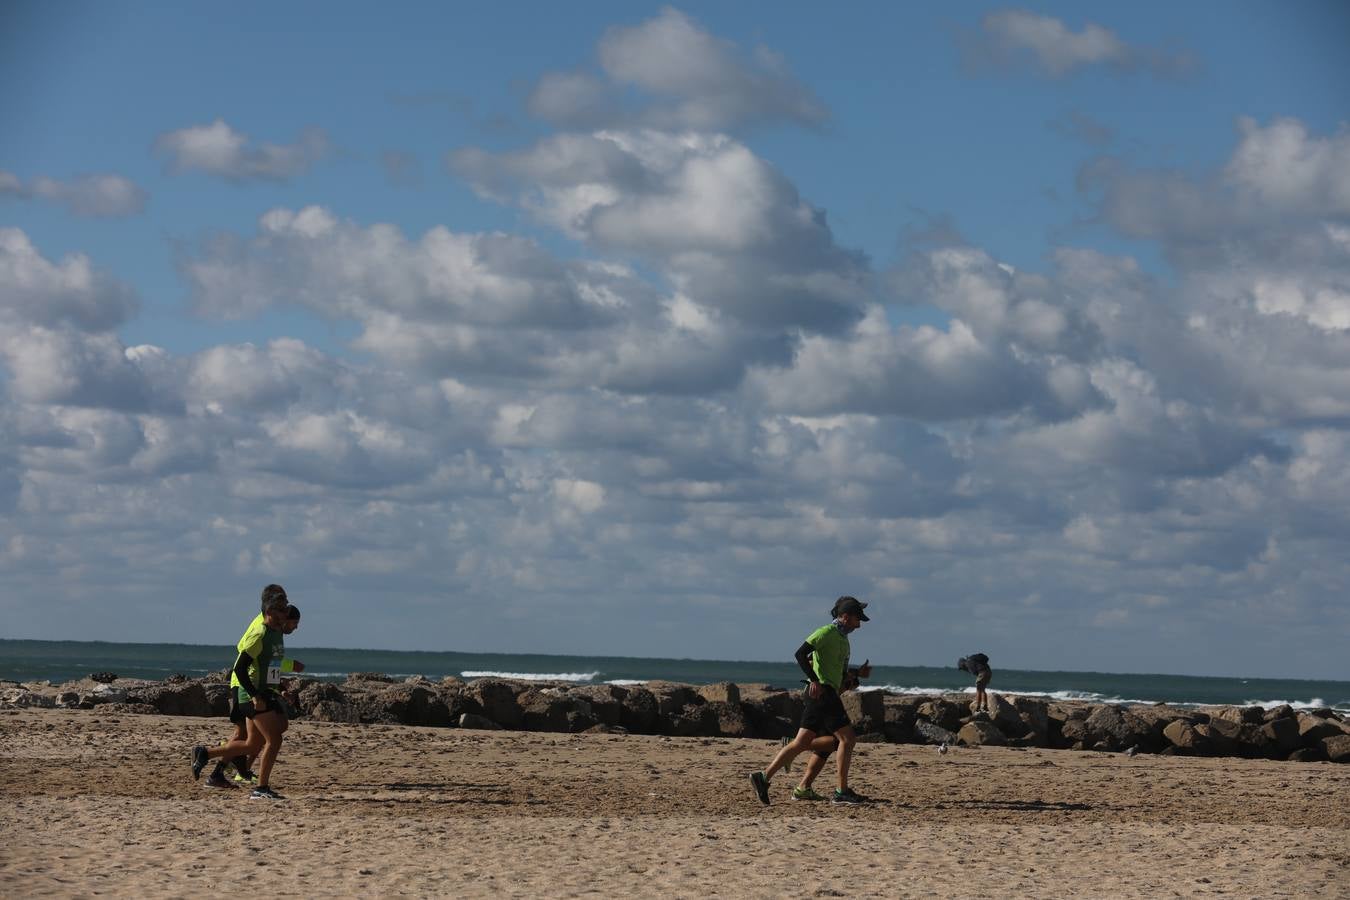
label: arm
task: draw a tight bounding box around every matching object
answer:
[795,642,823,698]
[232,650,263,706]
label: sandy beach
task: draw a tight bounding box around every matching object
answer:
[2,707,1347,898]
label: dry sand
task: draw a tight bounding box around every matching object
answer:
[2,708,1348,898]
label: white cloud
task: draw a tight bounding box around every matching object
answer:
[968,9,1193,78]
[526,7,827,131]
[0,228,138,331]
[0,171,147,217]
[154,119,329,182]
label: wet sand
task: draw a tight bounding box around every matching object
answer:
[2,708,1347,897]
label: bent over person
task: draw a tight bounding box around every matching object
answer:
[749,596,873,805]
[958,652,992,714]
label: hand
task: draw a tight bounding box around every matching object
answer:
[253,695,267,712]
[807,681,823,699]
[859,661,872,679]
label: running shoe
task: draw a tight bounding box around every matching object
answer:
[832,787,868,805]
[249,786,285,801]
[791,786,825,801]
[232,769,259,785]
[191,745,209,780]
[749,770,770,806]
[204,770,236,789]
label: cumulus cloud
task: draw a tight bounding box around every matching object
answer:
[154,119,329,182]
[0,171,147,217]
[526,7,828,131]
[965,9,1194,78]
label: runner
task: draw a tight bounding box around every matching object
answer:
[749,596,873,805]
[191,585,296,800]
[206,603,305,788]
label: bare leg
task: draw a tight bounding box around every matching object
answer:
[797,736,838,789]
[834,725,857,791]
[764,728,818,780]
[251,710,285,788]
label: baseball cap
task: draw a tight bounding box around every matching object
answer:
[834,596,869,621]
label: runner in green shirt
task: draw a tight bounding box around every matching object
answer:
[749,596,873,805]
[191,584,298,800]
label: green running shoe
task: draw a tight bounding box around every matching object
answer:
[791,786,825,801]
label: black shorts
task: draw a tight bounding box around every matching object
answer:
[975,669,992,688]
[800,685,851,736]
[231,690,281,721]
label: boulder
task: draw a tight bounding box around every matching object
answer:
[1163,720,1210,754]
[881,696,918,743]
[567,685,627,727]
[346,672,398,684]
[1297,714,1344,745]
[917,698,965,733]
[1195,721,1241,757]
[467,679,525,728]
[647,682,701,717]
[1263,704,1295,723]
[666,703,718,737]
[618,687,659,734]
[1009,696,1051,745]
[1262,717,1303,754]
[459,713,503,730]
[842,690,884,732]
[697,682,740,706]
[309,701,360,724]
[1211,706,1265,726]
[126,682,211,717]
[1286,747,1325,763]
[913,719,958,746]
[87,684,129,705]
[1322,734,1350,764]
[1083,705,1152,753]
[519,689,596,733]
[1,688,55,709]
[89,672,118,683]
[705,701,753,738]
[379,683,451,727]
[957,719,1008,747]
[741,685,804,722]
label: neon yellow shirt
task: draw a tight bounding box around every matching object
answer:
[805,623,851,690]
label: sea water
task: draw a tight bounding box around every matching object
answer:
[1,639,1346,712]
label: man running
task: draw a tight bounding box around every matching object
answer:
[192,585,297,800]
[205,603,304,788]
[749,596,873,805]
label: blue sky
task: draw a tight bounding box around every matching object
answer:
[2,2,1349,678]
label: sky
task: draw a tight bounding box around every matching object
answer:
[2,2,1349,679]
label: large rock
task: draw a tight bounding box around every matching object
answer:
[126,682,212,717]
[705,701,753,738]
[666,703,718,737]
[379,683,451,727]
[1212,706,1265,726]
[1297,714,1344,745]
[467,679,525,728]
[1264,704,1295,723]
[1009,696,1051,745]
[957,719,1008,747]
[1083,705,1152,752]
[1,687,55,709]
[917,698,965,733]
[459,713,503,730]
[842,690,884,733]
[647,682,701,717]
[1163,720,1211,754]
[1323,734,1350,763]
[567,684,627,727]
[618,687,659,734]
[519,688,596,733]
[697,682,740,705]
[881,696,919,743]
[1262,716,1303,754]
[913,719,958,746]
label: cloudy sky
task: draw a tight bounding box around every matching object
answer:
[3,2,1349,679]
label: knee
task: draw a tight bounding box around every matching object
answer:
[838,732,856,749]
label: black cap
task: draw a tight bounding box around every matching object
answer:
[835,596,869,621]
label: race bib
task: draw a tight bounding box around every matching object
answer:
[266,662,283,685]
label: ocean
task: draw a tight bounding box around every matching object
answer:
[2,639,1347,713]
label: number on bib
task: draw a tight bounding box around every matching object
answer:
[266,662,283,685]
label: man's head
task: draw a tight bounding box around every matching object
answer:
[282,604,301,635]
[260,583,288,613]
[834,596,869,626]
